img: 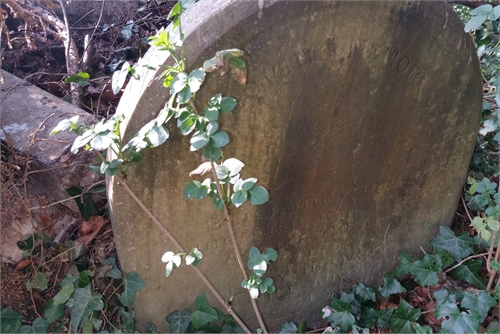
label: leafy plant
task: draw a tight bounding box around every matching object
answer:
[50,1,276,332]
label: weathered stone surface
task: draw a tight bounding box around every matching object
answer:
[109,0,482,331]
[1,70,98,210]
[1,70,98,263]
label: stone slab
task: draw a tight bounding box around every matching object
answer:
[0,70,98,211]
[108,0,482,331]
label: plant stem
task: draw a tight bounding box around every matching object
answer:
[115,175,252,334]
[486,230,498,292]
[444,252,487,273]
[209,161,269,334]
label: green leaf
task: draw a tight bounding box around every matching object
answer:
[51,116,80,135]
[219,97,237,113]
[145,322,158,333]
[166,309,191,333]
[330,296,351,312]
[26,272,48,291]
[241,178,258,191]
[1,308,23,333]
[102,257,122,279]
[71,130,95,154]
[435,294,481,333]
[394,252,413,276]
[146,124,169,147]
[171,72,188,94]
[112,62,130,94]
[263,248,278,262]
[378,273,407,298]
[190,131,209,151]
[436,248,455,269]
[162,251,182,277]
[390,300,420,333]
[205,106,219,121]
[210,131,230,148]
[185,248,203,266]
[248,247,261,267]
[65,72,90,87]
[450,259,486,289]
[413,323,433,334]
[118,271,146,307]
[353,283,376,302]
[44,300,64,323]
[184,181,201,199]
[187,68,206,93]
[429,226,474,262]
[464,14,487,32]
[180,114,198,135]
[411,254,441,286]
[202,143,222,162]
[231,190,248,208]
[325,299,356,332]
[471,217,491,241]
[52,282,74,305]
[461,291,496,322]
[191,293,218,329]
[470,4,492,15]
[279,321,298,334]
[247,186,269,205]
[119,306,136,330]
[71,285,104,332]
[19,317,49,334]
[206,121,219,136]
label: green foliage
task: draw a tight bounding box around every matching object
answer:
[165,293,243,333]
[241,247,278,298]
[429,226,475,262]
[118,271,146,307]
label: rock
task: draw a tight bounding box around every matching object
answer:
[1,70,97,263]
[108,0,482,331]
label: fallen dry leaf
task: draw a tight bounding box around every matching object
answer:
[15,259,32,270]
[78,215,110,245]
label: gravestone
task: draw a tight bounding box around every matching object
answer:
[108,0,482,331]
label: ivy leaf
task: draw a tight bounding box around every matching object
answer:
[390,300,420,333]
[166,309,191,333]
[1,308,23,333]
[413,323,433,334]
[378,273,407,298]
[325,297,356,332]
[118,271,146,306]
[470,217,491,241]
[26,272,48,291]
[102,257,122,279]
[450,259,486,289]
[191,293,218,329]
[461,291,496,322]
[71,285,104,332]
[247,186,269,205]
[354,283,376,302]
[279,321,298,334]
[19,317,49,334]
[65,71,91,87]
[52,282,74,305]
[435,294,481,333]
[429,226,474,262]
[394,252,413,276]
[411,254,441,286]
